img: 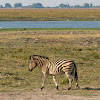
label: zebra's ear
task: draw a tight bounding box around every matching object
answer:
[29,56,31,60]
[30,56,33,60]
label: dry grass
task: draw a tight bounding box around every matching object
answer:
[0,29,100,97]
[0,8,100,21]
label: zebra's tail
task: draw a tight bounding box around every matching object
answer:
[74,63,78,81]
[75,69,78,81]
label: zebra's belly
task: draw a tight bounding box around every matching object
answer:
[55,71,65,75]
[49,70,65,75]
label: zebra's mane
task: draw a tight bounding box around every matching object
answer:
[30,55,49,60]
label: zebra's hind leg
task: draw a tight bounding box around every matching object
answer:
[72,73,80,89]
[53,75,59,90]
[65,72,73,90]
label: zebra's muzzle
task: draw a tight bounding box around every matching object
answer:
[29,68,33,72]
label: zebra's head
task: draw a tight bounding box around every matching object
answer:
[28,56,37,72]
[29,55,49,71]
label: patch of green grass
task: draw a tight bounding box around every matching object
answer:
[1,28,100,32]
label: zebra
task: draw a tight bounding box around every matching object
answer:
[28,55,79,90]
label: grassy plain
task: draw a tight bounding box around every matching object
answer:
[0,29,100,98]
[0,8,100,21]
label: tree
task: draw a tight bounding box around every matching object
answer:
[90,3,93,8]
[14,3,22,8]
[84,3,89,8]
[59,4,67,8]
[67,4,70,8]
[5,3,12,8]
[0,5,3,8]
[59,4,70,8]
[74,5,81,8]
[32,3,44,8]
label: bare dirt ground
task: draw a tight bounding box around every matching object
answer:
[0,89,100,100]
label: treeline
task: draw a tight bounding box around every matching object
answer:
[0,3,100,8]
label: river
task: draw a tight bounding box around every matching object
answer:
[0,21,100,28]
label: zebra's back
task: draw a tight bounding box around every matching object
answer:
[44,60,76,75]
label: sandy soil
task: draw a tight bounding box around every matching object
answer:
[0,92,99,100]
[0,89,100,100]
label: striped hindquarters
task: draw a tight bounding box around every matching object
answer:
[47,60,77,75]
[56,60,76,74]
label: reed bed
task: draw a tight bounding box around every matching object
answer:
[0,8,100,21]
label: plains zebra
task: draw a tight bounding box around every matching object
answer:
[28,55,79,90]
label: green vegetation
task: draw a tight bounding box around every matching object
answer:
[0,9,100,21]
[0,28,100,32]
[0,29,100,97]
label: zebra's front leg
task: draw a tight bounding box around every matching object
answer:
[41,73,47,90]
[53,75,59,90]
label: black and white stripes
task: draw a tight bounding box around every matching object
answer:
[28,55,79,90]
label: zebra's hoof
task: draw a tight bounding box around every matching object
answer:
[56,86,59,90]
[67,87,71,90]
[76,86,80,89]
[41,87,44,90]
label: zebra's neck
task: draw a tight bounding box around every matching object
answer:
[36,58,47,68]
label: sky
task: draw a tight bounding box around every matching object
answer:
[0,0,100,7]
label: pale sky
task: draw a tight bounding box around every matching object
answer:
[0,0,100,7]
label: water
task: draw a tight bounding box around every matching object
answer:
[0,21,100,29]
